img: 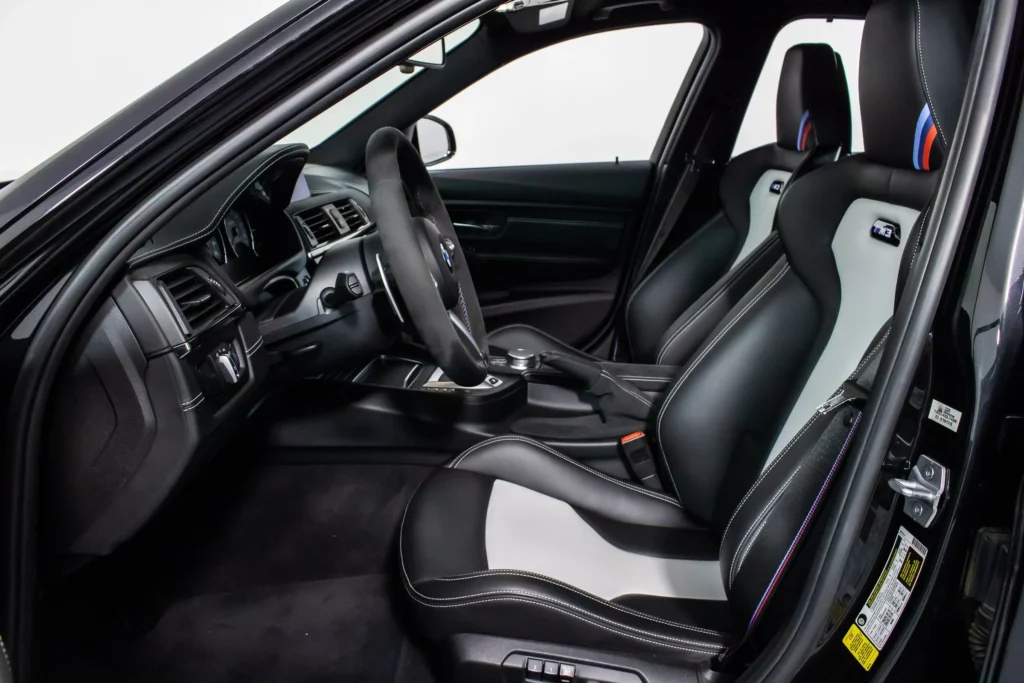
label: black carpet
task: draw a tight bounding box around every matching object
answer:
[39,463,436,683]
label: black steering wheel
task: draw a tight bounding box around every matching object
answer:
[366,127,489,386]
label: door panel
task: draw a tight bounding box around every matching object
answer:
[432,161,651,347]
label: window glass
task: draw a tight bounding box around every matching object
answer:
[428,23,706,170]
[732,18,865,157]
[279,20,480,148]
[0,0,292,181]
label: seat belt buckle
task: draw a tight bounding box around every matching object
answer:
[619,431,663,491]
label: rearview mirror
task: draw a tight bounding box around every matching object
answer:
[400,38,445,72]
[414,116,456,167]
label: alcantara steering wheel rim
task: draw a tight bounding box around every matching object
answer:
[365,127,489,386]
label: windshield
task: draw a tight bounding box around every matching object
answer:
[0,0,292,182]
[0,2,478,183]
[278,20,480,149]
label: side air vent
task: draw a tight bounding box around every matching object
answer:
[159,267,235,335]
[336,199,369,232]
[295,206,341,245]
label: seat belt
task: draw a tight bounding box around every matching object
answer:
[632,115,720,286]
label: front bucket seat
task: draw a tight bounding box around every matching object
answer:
[402,0,970,663]
[488,41,852,367]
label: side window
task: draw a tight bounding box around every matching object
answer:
[428,23,706,170]
[732,18,865,157]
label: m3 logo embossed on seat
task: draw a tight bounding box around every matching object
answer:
[870,219,901,247]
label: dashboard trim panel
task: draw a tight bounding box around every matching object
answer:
[129,144,309,265]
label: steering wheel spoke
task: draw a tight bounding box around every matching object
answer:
[366,128,488,386]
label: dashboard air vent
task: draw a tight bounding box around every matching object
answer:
[160,268,234,335]
[336,199,368,231]
[295,207,340,246]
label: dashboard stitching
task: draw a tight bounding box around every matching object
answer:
[129,146,308,264]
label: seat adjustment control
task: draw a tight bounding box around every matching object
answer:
[506,653,640,683]
[526,659,544,678]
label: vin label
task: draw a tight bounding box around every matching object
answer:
[842,527,928,671]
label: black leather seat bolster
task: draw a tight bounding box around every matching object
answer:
[403,567,730,661]
[654,235,786,367]
[655,258,821,523]
[624,211,739,363]
[448,435,689,528]
[487,324,597,360]
[625,144,808,365]
[599,361,680,391]
[400,437,731,660]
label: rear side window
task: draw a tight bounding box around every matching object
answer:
[732,18,865,157]
[428,23,707,170]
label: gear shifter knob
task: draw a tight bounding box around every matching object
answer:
[507,348,539,370]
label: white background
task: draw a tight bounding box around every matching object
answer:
[0,0,863,181]
[0,0,289,181]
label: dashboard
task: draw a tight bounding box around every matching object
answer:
[46,143,390,558]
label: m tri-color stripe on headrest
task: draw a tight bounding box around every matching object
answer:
[913,104,937,171]
[796,110,813,152]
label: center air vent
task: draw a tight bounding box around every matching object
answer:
[295,200,369,247]
[295,206,341,246]
[159,267,235,335]
[336,199,368,232]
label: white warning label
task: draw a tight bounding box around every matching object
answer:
[928,399,962,432]
[853,526,927,651]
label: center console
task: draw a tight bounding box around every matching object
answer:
[259,346,680,476]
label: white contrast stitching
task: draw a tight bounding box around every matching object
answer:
[131,146,307,263]
[915,0,946,147]
[618,375,672,383]
[448,435,681,506]
[729,465,801,587]
[0,635,9,672]
[906,207,930,277]
[719,412,819,550]
[180,393,204,408]
[851,329,890,378]
[431,569,726,637]
[245,337,264,357]
[718,328,890,554]
[398,506,722,654]
[655,263,790,497]
[407,593,722,655]
[656,235,779,364]
[182,395,205,412]
[601,371,652,407]
[412,587,721,649]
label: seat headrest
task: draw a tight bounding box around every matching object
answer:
[776,44,852,152]
[860,0,973,171]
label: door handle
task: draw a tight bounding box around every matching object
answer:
[453,221,500,234]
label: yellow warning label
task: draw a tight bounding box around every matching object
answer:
[843,624,880,671]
